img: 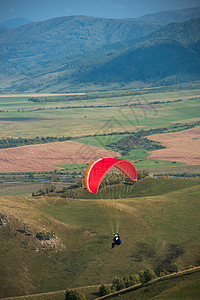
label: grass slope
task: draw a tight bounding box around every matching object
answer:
[2,268,200,300]
[0,178,200,299]
[97,267,200,300]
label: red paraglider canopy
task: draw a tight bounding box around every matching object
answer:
[85,158,137,194]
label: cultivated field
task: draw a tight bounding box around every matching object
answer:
[0,89,199,175]
[0,89,199,138]
[0,141,119,172]
[0,93,85,97]
[147,127,200,165]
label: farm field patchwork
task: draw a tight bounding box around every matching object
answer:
[147,127,200,165]
[0,141,119,172]
[0,89,199,177]
[0,89,199,138]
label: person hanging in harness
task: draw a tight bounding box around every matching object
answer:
[112,233,122,248]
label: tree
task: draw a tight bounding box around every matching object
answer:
[168,262,179,273]
[50,185,56,192]
[28,172,34,179]
[112,277,126,291]
[139,269,156,284]
[122,274,140,288]
[65,288,86,300]
[99,285,111,296]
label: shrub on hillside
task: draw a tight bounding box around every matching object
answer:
[100,269,157,296]
[36,229,55,240]
[0,213,8,226]
[112,276,126,291]
[138,269,156,284]
[99,284,111,296]
[122,274,140,288]
[65,288,86,300]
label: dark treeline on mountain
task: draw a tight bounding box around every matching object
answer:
[0,7,200,93]
[78,17,200,87]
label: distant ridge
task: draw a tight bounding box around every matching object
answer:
[134,7,200,24]
[0,7,200,93]
[74,17,200,86]
[0,17,33,28]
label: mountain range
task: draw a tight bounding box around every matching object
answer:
[0,7,200,93]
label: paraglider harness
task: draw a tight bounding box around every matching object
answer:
[112,233,122,248]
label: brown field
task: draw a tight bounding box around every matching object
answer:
[0,141,119,172]
[147,127,200,165]
[0,93,85,97]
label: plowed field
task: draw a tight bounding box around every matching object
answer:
[147,127,200,165]
[0,141,119,172]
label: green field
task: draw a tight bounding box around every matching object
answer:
[0,89,199,138]
[0,178,200,299]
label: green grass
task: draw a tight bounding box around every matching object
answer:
[3,269,200,300]
[0,285,100,300]
[1,178,200,299]
[76,134,128,149]
[0,90,199,138]
[104,268,200,300]
[120,149,185,168]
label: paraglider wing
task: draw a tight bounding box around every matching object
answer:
[85,158,137,194]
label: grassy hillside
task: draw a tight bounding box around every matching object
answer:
[1,268,200,299]
[98,268,200,300]
[0,177,200,298]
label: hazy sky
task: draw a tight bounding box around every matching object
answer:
[0,0,200,22]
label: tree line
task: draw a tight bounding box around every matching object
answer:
[28,90,151,103]
[1,120,198,150]
[33,170,149,199]
[99,269,157,296]
[107,121,200,155]
[0,136,71,149]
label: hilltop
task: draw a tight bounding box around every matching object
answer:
[135,6,200,24]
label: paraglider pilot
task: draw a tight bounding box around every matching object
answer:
[112,233,122,248]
